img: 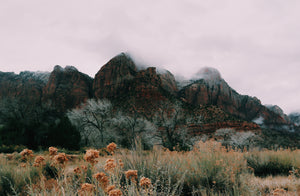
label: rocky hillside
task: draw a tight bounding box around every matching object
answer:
[93,53,178,99]
[0,71,50,105]
[178,67,291,127]
[289,112,300,126]
[0,53,295,131]
[42,65,93,112]
[289,113,300,132]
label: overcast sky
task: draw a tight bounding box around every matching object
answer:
[0,0,299,114]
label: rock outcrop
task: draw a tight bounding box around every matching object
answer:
[157,70,178,95]
[0,71,49,105]
[93,53,178,100]
[189,121,261,135]
[93,53,179,116]
[178,67,290,126]
[93,53,138,99]
[289,112,300,126]
[42,66,93,112]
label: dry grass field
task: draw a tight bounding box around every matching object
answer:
[0,141,299,196]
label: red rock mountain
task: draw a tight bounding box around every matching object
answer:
[42,65,93,112]
[178,67,291,126]
[0,71,49,105]
[0,53,294,130]
[93,53,177,99]
[93,53,179,116]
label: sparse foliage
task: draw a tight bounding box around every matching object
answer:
[215,128,261,150]
[67,99,113,147]
[112,111,156,149]
[153,101,189,150]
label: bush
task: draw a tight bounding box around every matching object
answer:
[0,159,39,195]
[43,162,58,179]
[245,150,295,177]
[0,145,27,153]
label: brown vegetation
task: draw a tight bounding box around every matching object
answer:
[0,142,299,195]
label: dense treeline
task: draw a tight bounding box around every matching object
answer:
[0,98,80,150]
[0,98,299,152]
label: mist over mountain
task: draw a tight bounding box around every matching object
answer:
[0,53,297,133]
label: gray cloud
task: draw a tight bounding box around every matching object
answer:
[0,0,299,114]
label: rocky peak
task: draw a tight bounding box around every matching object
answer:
[265,105,291,124]
[42,66,93,112]
[194,67,222,81]
[289,112,300,126]
[53,65,79,73]
[93,53,178,99]
[93,53,138,99]
[65,66,78,72]
[179,68,291,127]
[157,70,178,94]
[266,105,285,117]
[0,71,46,104]
[53,65,64,72]
[19,71,50,84]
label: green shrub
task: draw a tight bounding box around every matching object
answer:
[0,145,27,153]
[245,151,294,177]
[42,162,58,179]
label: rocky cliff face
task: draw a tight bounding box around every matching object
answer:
[0,54,294,130]
[0,71,49,105]
[42,66,93,112]
[93,53,138,99]
[178,67,290,126]
[93,53,179,114]
[266,105,291,123]
[289,113,300,131]
[93,53,178,100]
[189,121,260,135]
[289,113,300,125]
[157,70,178,95]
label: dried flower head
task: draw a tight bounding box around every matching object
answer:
[81,165,88,172]
[78,183,95,195]
[53,153,68,165]
[49,147,58,156]
[42,178,59,191]
[84,149,99,165]
[33,155,45,167]
[118,159,124,168]
[93,172,109,189]
[108,189,122,196]
[20,149,34,159]
[20,163,27,168]
[73,167,81,174]
[272,188,286,196]
[6,154,14,160]
[105,159,117,171]
[139,177,152,188]
[125,170,138,182]
[105,185,116,193]
[107,142,117,154]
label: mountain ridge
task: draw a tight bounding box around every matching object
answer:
[0,53,296,131]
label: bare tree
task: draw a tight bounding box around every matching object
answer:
[215,128,261,150]
[153,101,189,150]
[112,111,157,149]
[67,99,113,147]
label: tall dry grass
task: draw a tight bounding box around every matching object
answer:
[0,141,299,195]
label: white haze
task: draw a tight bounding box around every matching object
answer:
[252,116,265,125]
[0,0,299,114]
